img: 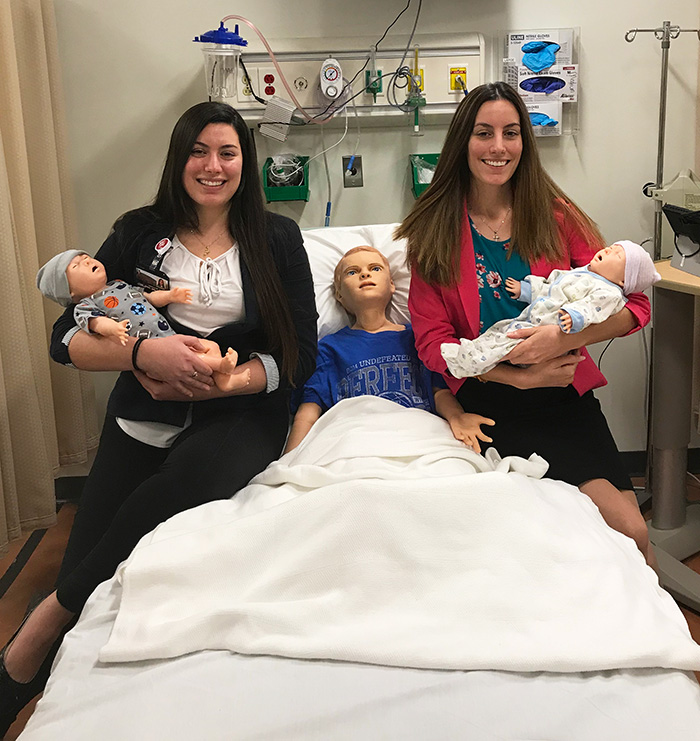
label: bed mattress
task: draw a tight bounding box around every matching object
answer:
[20,575,700,741]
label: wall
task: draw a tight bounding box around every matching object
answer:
[52,0,699,451]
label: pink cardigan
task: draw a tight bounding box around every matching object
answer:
[408,207,651,396]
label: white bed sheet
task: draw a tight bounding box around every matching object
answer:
[20,574,700,741]
[102,398,700,674]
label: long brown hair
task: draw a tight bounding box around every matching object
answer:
[395,82,603,286]
[154,102,298,383]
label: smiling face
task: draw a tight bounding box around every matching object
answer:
[467,100,523,192]
[66,253,108,300]
[588,243,627,286]
[182,123,243,213]
[334,248,394,315]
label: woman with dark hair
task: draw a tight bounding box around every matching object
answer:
[396,82,655,566]
[0,102,317,731]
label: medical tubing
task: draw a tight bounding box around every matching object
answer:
[313,67,403,122]
[375,0,413,50]
[329,0,412,108]
[351,95,361,152]
[345,85,361,172]
[220,15,333,124]
[386,0,422,112]
[312,0,420,122]
[321,127,332,227]
[281,107,350,185]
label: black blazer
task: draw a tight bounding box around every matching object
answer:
[50,207,318,425]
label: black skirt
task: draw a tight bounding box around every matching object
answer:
[455,378,633,491]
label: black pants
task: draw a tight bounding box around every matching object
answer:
[456,378,632,491]
[55,403,288,613]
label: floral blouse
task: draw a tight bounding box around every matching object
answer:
[469,220,530,334]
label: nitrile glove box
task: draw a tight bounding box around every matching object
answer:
[505,29,574,67]
[504,64,578,102]
[526,102,562,137]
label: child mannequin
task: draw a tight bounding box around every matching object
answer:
[36,250,250,392]
[285,246,494,453]
[441,240,661,378]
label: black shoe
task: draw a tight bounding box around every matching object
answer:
[0,612,61,738]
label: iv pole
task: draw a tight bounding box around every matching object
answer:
[625,21,700,610]
[625,21,700,261]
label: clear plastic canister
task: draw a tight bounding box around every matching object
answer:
[201,45,241,100]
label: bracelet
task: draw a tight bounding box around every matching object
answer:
[132,337,146,372]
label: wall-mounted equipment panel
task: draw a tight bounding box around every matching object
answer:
[228,32,485,126]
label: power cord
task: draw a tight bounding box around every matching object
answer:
[239,56,267,105]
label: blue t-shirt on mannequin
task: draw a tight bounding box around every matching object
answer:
[300,324,438,413]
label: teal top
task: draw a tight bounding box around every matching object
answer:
[470,220,531,335]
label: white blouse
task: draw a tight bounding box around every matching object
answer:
[163,234,245,335]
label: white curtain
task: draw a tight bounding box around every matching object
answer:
[0,0,99,554]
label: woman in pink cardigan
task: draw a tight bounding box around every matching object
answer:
[396,82,655,568]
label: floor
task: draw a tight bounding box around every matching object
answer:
[1,487,700,739]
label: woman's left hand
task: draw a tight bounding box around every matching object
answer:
[504,324,574,365]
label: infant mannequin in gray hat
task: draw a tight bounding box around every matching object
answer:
[37,249,250,392]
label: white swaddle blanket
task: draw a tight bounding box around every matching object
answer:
[100,397,700,673]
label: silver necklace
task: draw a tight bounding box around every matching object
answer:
[477,207,511,241]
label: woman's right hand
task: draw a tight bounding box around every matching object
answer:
[516,351,584,389]
[136,335,214,395]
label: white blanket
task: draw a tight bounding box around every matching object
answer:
[100,397,700,673]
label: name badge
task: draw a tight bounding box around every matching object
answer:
[134,266,170,291]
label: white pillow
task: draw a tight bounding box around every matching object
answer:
[301,223,411,340]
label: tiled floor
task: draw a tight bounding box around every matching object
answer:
[1,488,700,739]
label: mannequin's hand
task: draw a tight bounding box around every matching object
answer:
[448,413,495,454]
[558,310,573,333]
[505,277,521,299]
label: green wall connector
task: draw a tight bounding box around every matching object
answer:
[365,69,383,101]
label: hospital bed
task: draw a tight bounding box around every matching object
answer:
[20,224,700,740]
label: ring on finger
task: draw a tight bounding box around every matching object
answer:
[191,370,198,379]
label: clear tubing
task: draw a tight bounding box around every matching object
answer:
[221,14,334,124]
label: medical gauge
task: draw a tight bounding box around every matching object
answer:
[320,58,342,100]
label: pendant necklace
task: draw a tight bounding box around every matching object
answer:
[478,207,511,241]
[191,226,227,259]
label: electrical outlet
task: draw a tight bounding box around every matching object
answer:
[342,155,363,188]
[237,67,256,103]
[258,67,278,100]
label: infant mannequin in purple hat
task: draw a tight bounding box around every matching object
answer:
[442,240,661,378]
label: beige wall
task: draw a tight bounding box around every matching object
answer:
[52,0,699,451]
